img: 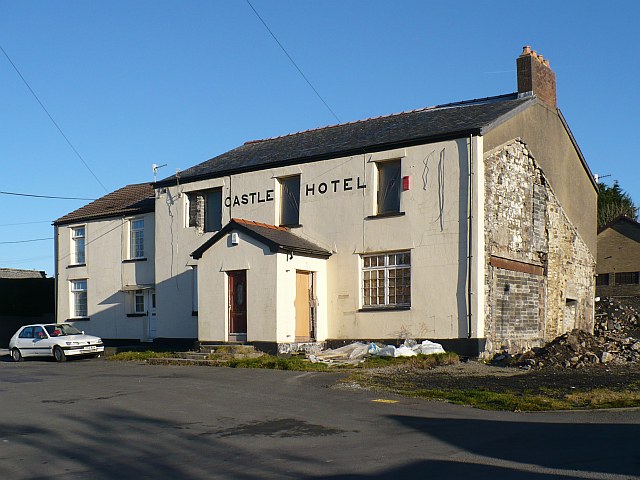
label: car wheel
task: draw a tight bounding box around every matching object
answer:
[53,346,66,363]
[11,348,23,362]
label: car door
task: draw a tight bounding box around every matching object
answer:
[31,326,51,357]
[15,326,35,356]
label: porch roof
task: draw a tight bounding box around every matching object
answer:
[191,218,332,260]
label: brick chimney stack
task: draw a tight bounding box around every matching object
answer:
[517,45,557,108]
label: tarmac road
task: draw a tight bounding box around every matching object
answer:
[0,355,639,479]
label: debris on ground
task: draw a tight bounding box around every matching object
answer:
[493,296,640,369]
[309,339,445,365]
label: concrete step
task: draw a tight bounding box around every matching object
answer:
[200,344,260,356]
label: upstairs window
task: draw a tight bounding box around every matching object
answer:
[376,160,401,214]
[130,219,145,259]
[71,226,86,264]
[596,274,610,286]
[362,251,411,308]
[186,189,222,233]
[280,175,301,226]
[71,280,88,317]
[205,189,223,232]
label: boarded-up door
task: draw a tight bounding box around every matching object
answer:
[295,271,311,341]
[228,271,247,335]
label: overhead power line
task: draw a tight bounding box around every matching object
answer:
[0,190,96,201]
[245,0,341,123]
[0,220,52,227]
[0,237,53,245]
[0,44,108,193]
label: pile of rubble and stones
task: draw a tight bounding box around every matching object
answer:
[494,297,640,369]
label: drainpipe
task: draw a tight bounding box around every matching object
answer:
[54,224,59,322]
[467,135,473,338]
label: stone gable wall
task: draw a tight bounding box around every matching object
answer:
[484,139,595,354]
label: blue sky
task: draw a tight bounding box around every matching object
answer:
[1,0,639,276]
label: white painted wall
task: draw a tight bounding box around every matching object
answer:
[56,212,155,341]
[156,137,477,343]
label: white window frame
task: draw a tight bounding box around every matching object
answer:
[134,290,146,314]
[184,193,191,228]
[71,226,86,265]
[71,279,88,318]
[362,251,411,308]
[129,218,145,259]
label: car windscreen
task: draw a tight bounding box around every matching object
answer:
[45,324,83,336]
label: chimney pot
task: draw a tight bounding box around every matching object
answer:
[522,45,531,55]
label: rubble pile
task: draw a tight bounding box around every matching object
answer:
[496,297,640,369]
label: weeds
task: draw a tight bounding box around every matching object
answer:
[108,351,176,361]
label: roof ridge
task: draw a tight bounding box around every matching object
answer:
[232,218,288,232]
[243,92,519,146]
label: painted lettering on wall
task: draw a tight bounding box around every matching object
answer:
[223,176,367,206]
[305,177,366,196]
[224,189,274,208]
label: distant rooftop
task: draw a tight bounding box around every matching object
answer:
[54,183,155,225]
[156,92,535,187]
[0,268,47,279]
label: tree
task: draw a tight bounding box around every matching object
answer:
[598,180,637,228]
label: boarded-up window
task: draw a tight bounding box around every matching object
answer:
[377,160,401,214]
[615,272,639,285]
[186,189,222,232]
[280,176,300,226]
[205,189,222,232]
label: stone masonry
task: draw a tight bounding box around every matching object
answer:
[484,139,595,355]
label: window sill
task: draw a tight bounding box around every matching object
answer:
[67,263,86,269]
[365,212,405,220]
[122,258,147,263]
[68,317,90,321]
[126,313,146,317]
[358,306,411,312]
[280,224,303,229]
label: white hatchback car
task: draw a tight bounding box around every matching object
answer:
[9,324,104,362]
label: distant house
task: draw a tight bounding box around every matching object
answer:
[53,183,155,344]
[0,268,54,347]
[54,46,597,356]
[596,216,640,297]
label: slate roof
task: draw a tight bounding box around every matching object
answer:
[54,183,155,225]
[0,268,47,279]
[191,218,332,259]
[157,93,535,187]
[598,215,640,235]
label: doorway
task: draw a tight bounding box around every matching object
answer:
[228,270,247,339]
[295,271,315,341]
[147,290,157,340]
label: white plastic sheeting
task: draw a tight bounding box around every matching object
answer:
[308,339,445,365]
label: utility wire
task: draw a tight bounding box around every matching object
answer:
[0,220,52,227]
[0,44,109,193]
[0,191,96,201]
[245,0,341,123]
[0,237,53,245]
